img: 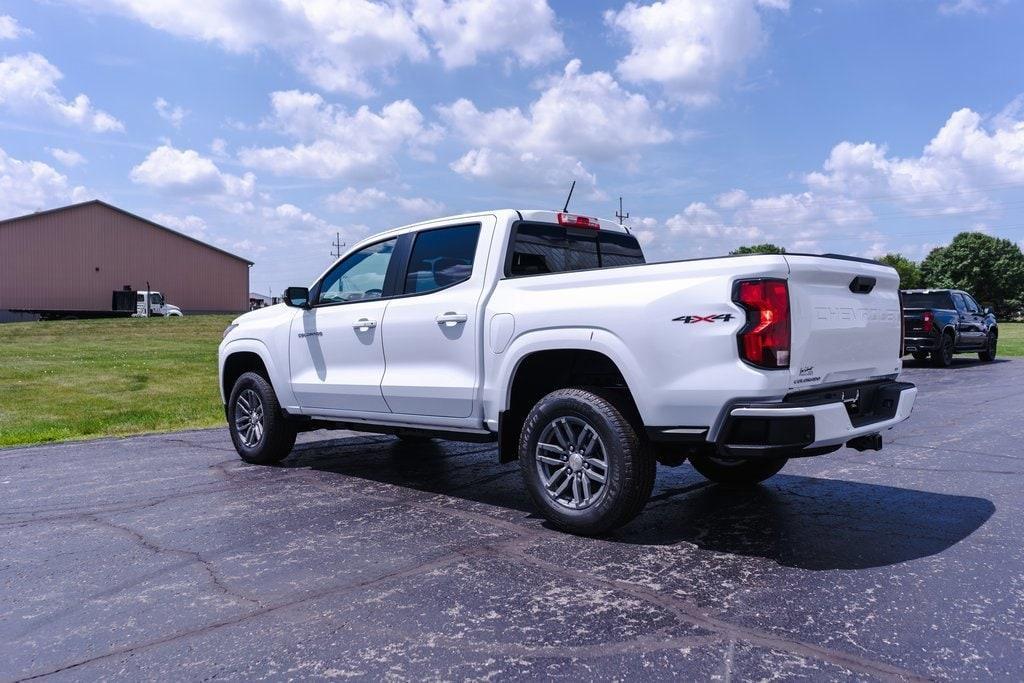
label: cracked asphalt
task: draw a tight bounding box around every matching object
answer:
[2,357,1022,681]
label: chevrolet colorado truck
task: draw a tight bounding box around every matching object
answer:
[219,209,917,534]
[901,289,998,366]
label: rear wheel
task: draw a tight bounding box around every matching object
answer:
[689,452,788,485]
[931,332,954,367]
[519,388,655,536]
[979,333,997,362]
[911,351,929,361]
[228,371,296,465]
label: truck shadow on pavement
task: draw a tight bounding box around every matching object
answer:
[618,475,995,570]
[283,435,994,572]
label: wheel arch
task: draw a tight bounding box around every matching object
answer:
[491,332,647,463]
[219,338,296,410]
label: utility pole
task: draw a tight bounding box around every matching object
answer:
[331,232,345,259]
[616,196,630,225]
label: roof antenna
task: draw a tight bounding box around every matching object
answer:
[561,180,576,213]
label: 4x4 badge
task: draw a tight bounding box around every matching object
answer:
[673,313,735,324]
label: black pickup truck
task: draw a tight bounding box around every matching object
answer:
[902,289,998,366]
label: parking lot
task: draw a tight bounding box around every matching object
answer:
[2,357,1022,681]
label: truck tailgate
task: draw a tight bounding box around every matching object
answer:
[784,255,903,389]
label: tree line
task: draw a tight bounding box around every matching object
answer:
[729,232,1024,317]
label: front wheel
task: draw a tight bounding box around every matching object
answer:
[689,451,787,485]
[519,388,655,536]
[228,371,296,465]
[979,333,997,362]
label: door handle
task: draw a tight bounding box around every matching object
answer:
[353,318,377,330]
[436,312,468,326]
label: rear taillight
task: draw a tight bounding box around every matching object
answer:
[734,279,790,369]
[900,295,905,357]
[922,310,933,334]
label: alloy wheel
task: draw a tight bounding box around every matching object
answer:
[235,388,265,447]
[535,416,609,510]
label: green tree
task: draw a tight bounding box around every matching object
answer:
[920,232,1024,316]
[730,243,786,255]
[876,253,924,289]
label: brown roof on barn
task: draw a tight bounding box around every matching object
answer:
[0,200,253,265]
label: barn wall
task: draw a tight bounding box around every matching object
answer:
[0,203,249,312]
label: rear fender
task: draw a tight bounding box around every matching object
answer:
[483,327,649,429]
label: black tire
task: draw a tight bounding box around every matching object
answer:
[518,387,655,536]
[979,333,997,362]
[911,351,929,361]
[931,332,954,367]
[227,371,297,465]
[689,451,787,485]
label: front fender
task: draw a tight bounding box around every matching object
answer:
[482,326,649,430]
[218,338,298,410]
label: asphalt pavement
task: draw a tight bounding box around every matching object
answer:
[2,356,1022,681]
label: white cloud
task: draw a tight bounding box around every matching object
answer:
[805,104,1024,214]
[648,98,1024,257]
[394,195,446,218]
[260,203,340,240]
[0,147,89,219]
[0,53,124,132]
[325,186,445,218]
[154,97,188,128]
[72,0,427,98]
[130,145,256,203]
[67,0,564,97]
[938,0,1000,15]
[47,148,87,167]
[626,216,659,246]
[325,187,389,212]
[604,0,787,106]
[440,59,670,191]
[412,0,563,69]
[0,14,30,39]
[153,212,208,239]
[239,91,435,180]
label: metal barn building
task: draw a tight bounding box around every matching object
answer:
[0,200,251,317]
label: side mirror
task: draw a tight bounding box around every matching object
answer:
[984,307,993,316]
[283,286,310,308]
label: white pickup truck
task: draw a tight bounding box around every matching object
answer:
[219,209,917,534]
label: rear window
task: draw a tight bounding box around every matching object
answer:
[507,223,645,277]
[902,292,954,309]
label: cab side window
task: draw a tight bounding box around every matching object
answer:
[964,294,981,313]
[403,224,480,294]
[952,293,968,313]
[317,238,397,305]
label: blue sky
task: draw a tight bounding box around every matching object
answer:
[1,0,1023,294]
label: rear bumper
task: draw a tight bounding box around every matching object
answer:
[903,336,938,353]
[715,380,917,458]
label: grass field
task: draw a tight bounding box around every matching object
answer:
[0,315,235,447]
[1000,322,1024,357]
[1,316,1023,448]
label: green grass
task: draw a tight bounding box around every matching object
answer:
[0,315,235,447]
[1,315,1022,448]
[1000,322,1024,357]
